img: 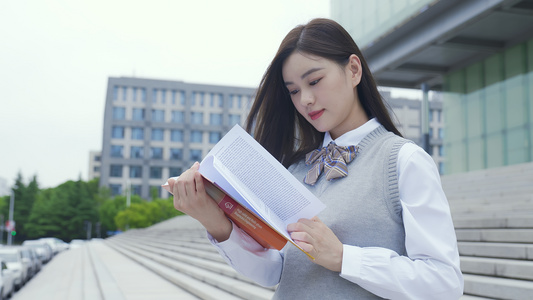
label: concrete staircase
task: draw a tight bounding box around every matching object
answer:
[106,216,275,300]
[442,162,533,300]
[100,162,533,300]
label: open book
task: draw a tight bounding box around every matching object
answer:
[164,125,326,258]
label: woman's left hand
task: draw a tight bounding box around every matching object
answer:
[287,216,343,272]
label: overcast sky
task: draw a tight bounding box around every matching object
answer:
[0,0,420,191]
[0,0,335,190]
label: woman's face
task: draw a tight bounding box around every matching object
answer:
[282,52,366,139]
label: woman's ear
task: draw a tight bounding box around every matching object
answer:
[347,54,362,88]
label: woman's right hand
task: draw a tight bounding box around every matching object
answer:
[168,162,232,242]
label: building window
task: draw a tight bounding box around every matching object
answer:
[152,89,158,103]
[141,88,146,102]
[218,95,224,108]
[132,185,142,195]
[110,184,122,196]
[149,167,162,179]
[190,130,203,143]
[132,108,145,121]
[210,113,222,125]
[191,112,203,124]
[437,110,442,122]
[110,165,123,177]
[209,132,221,144]
[170,130,183,142]
[438,128,444,139]
[151,147,163,159]
[113,86,118,101]
[180,91,186,105]
[151,128,164,141]
[110,145,124,158]
[122,86,128,101]
[171,111,184,123]
[113,107,126,120]
[152,109,165,122]
[439,145,444,156]
[130,146,144,159]
[190,149,202,161]
[112,126,125,139]
[169,167,182,177]
[131,127,144,140]
[229,114,241,126]
[132,87,138,102]
[161,89,167,104]
[429,109,434,122]
[170,148,183,160]
[129,165,142,178]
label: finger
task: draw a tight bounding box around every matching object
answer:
[311,216,321,222]
[290,231,313,243]
[194,172,206,196]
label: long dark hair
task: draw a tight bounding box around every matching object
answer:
[246,18,401,167]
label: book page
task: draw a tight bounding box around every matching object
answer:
[199,125,325,228]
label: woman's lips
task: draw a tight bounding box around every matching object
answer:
[309,109,324,120]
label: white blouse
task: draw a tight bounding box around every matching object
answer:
[207,118,464,299]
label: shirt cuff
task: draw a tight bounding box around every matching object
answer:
[207,220,266,253]
[340,244,364,280]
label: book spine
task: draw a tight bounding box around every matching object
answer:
[203,179,287,250]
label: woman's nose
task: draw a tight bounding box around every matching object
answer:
[300,89,314,106]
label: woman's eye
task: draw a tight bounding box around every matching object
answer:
[310,78,321,86]
[290,89,299,95]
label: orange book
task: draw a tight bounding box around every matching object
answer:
[203,178,288,250]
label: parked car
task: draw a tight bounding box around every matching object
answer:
[0,247,29,290]
[21,240,53,264]
[0,260,15,299]
[39,237,69,255]
[17,246,39,279]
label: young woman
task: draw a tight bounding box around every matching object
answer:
[168,18,463,299]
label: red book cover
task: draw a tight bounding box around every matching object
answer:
[203,178,288,250]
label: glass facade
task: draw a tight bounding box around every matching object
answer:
[331,0,434,48]
[442,39,533,174]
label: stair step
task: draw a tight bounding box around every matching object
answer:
[106,240,244,300]
[463,274,533,300]
[453,215,533,229]
[458,242,533,260]
[461,256,533,280]
[456,229,533,243]
[108,240,274,300]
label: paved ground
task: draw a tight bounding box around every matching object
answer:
[12,239,199,300]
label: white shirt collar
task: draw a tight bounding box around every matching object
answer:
[322,118,381,147]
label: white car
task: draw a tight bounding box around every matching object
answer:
[39,237,69,255]
[0,260,15,299]
[0,247,30,290]
[22,240,53,264]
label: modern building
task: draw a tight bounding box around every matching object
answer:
[99,77,255,199]
[332,0,533,175]
[383,91,445,173]
[88,150,101,181]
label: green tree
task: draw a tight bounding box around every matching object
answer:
[7,172,39,241]
[25,179,100,241]
[114,198,183,231]
[99,195,143,234]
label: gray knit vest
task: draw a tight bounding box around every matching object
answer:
[273,126,410,299]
